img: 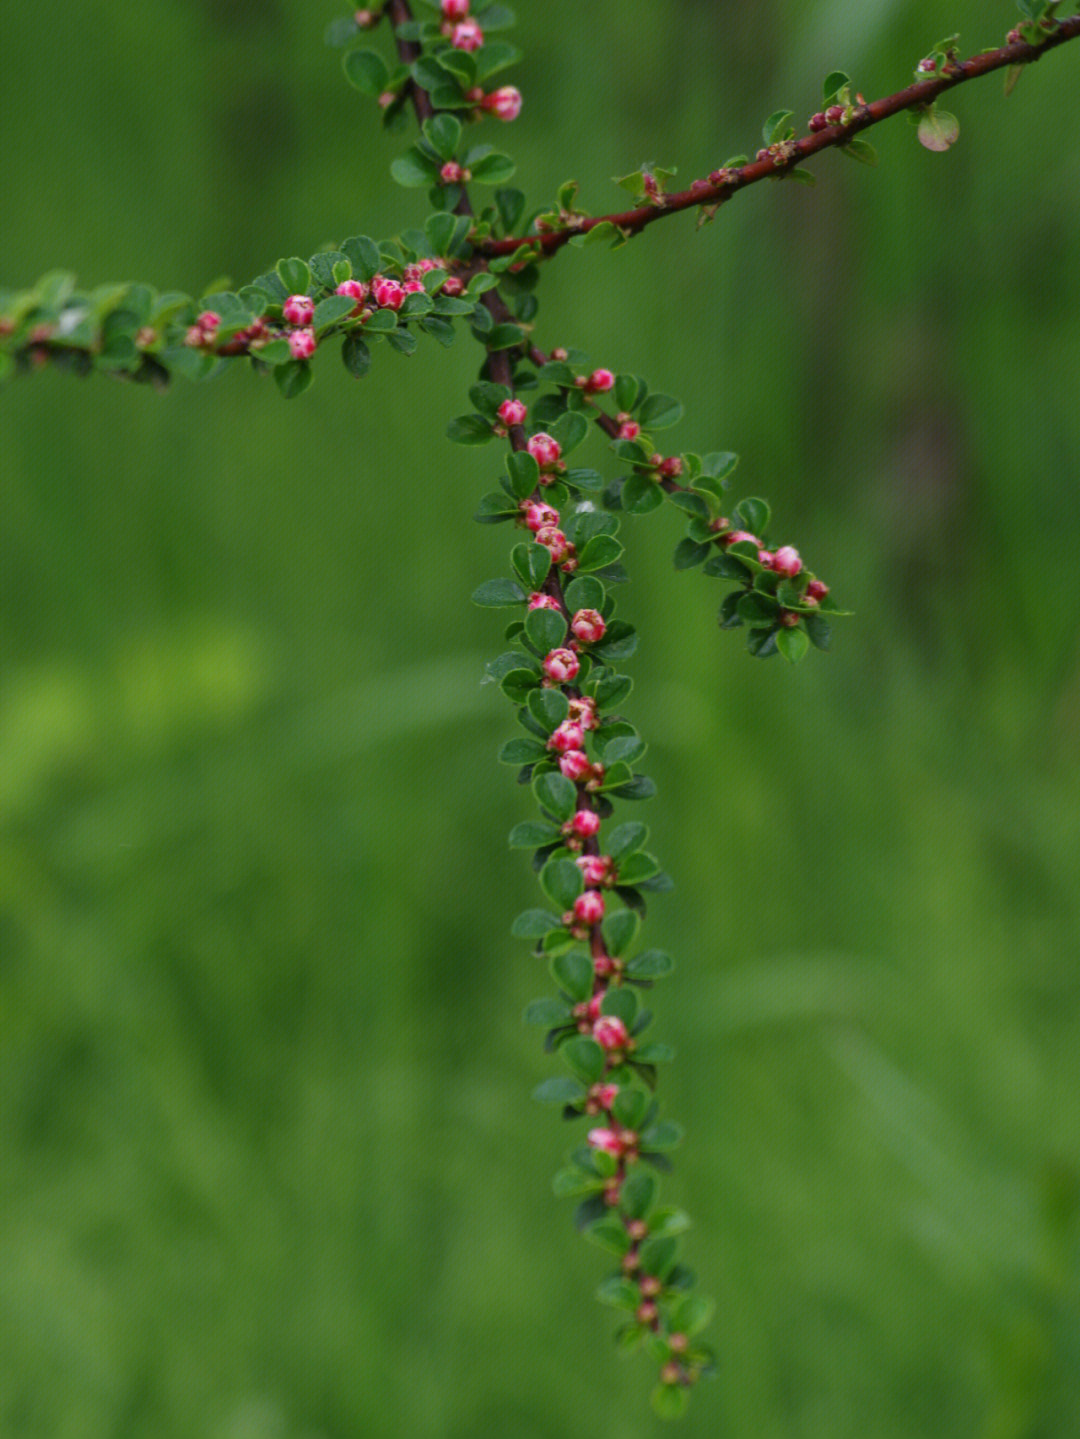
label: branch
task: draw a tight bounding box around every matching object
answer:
[478,17,1080,259]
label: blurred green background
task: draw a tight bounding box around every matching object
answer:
[3,1,1079,1435]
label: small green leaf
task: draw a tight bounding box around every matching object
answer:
[486,322,526,351]
[274,360,313,399]
[500,667,540,703]
[446,413,494,444]
[343,46,389,96]
[776,626,810,663]
[585,1216,633,1256]
[471,577,527,606]
[527,686,568,732]
[341,333,371,378]
[533,1076,586,1105]
[735,496,770,534]
[603,908,639,957]
[276,257,311,295]
[511,908,563,939]
[616,851,660,885]
[551,950,594,1003]
[651,1383,689,1421]
[470,152,517,185]
[673,538,710,570]
[525,606,567,653]
[638,393,684,429]
[540,857,584,910]
[391,147,440,187]
[625,950,674,979]
[620,1172,656,1219]
[841,136,878,165]
[533,771,577,822]
[563,1036,606,1084]
[341,235,383,280]
[822,70,850,102]
[506,450,540,498]
[917,107,960,152]
[577,535,624,572]
[524,997,570,1026]
[509,820,560,848]
[423,113,462,160]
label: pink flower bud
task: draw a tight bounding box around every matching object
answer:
[724,529,760,549]
[587,1127,624,1156]
[805,578,829,601]
[336,279,368,315]
[527,432,562,469]
[595,1083,619,1108]
[354,9,375,26]
[527,591,560,611]
[576,853,612,886]
[451,18,483,50]
[482,86,522,122]
[570,608,606,645]
[568,809,601,838]
[567,696,599,730]
[548,721,585,754]
[371,276,404,311]
[550,346,568,361]
[441,275,465,297]
[586,368,615,393]
[283,295,314,326]
[184,325,206,348]
[574,889,606,925]
[809,111,828,131]
[592,1014,628,1050]
[778,610,801,628]
[288,327,317,360]
[757,549,774,567]
[658,456,683,480]
[402,278,426,294]
[534,525,570,562]
[771,545,802,577]
[196,310,221,333]
[440,161,465,185]
[617,419,641,441]
[543,647,580,685]
[441,0,469,18]
[918,57,937,73]
[825,104,844,124]
[559,750,593,783]
[497,397,527,426]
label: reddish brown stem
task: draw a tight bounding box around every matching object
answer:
[478,19,1080,259]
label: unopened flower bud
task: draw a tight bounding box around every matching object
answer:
[724,529,760,548]
[440,0,469,17]
[372,277,405,311]
[617,419,641,440]
[809,111,828,131]
[593,1014,628,1050]
[567,696,598,730]
[586,368,615,393]
[542,647,580,684]
[825,104,844,124]
[482,85,522,122]
[534,525,570,563]
[574,890,606,925]
[440,161,465,185]
[336,279,368,315]
[570,608,606,645]
[527,591,559,611]
[568,808,601,838]
[288,327,316,359]
[283,295,314,326]
[587,1127,623,1156]
[498,397,527,426]
[778,610,801,628]
[451,18,483,50]
[806,578,829,601]
[440,274,465,297]
[559,749,593,783]
[196,310,221,334]
[658,456,683,480]
[548,721,585,754]
[772,545,802,577]
[576,853,611,886]
[636,1301,659,1325]
[527,431,562,468]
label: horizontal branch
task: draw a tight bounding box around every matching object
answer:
[478,17,1080,259]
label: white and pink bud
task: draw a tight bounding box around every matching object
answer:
[542,647,580,685]
[371,276,405,310]
[402,278,426,294]
[354,9,376,26]
[527,591,560,611]
[771,545,802,577]
[440,274,465,297]
[440,0,469,18]
[573,889,606,926]
[567,808,601,838]
[283,294,314,326]
[196,310,221,334]
[482,86,522,122]
[497,397,527,426]
[576,853,612,886]
[724,529,760,549]
[451,18,484,49]
[288,327,317,360]
[585,368,615,393]
[534,525,570,563]
[547,721,585,754]
[658,456,683,480]
[570,608,606,645]
[587,1127,626,1157]
[806,578,829,601]
[527,431,562,469]
[559,749,593,783]
[594,1082,619,1109]
[617,419,641,441]
[336,279,368,314]
[592,1014,628,1050]
[567,695,599,731]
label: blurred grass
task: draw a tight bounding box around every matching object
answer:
[2,1,1079,1435]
